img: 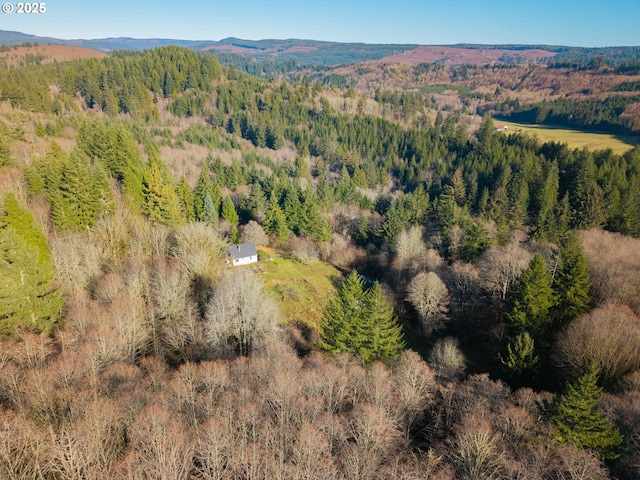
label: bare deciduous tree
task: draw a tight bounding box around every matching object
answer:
[50,231,102,294]
[172,222,227,282]
[289,422,338,480]
[0,410,48,479]
[241,220,269,246]
[448,261,481,315]
[428,337,466,379]
[206,269,279,357]
[558,444,609,480]
[194,418,233,480]
[581,229,640,315]
[477,243,532,300]
[126,405,193,480]
[395,226,426,259]
[92,208,136,268]
[406,271,450,335]
[392,351,436,434]
[554,304,640,386]
[452,420,502,480]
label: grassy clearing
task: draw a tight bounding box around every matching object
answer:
[254,249,342,330]
[493,119,639,155]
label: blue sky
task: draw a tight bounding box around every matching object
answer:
[2,0,639,46]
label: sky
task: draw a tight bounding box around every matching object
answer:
[1,0,639,47]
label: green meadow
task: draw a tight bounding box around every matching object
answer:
[493,119,639,155]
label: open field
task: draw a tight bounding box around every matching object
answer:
[254,249,341,329]
[493,119,639,154]
[0,45,106,66]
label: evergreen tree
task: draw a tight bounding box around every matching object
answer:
[548,364,623,460]
[360,282,405,363]
[378,201,408,250]
[505,254,556,339]
[0,131,10,167]
[26,147,113,231]
[319,271,365,356]
[143,161,182,226]
[221,193,240,241]
[0,193,50,262]
[621,177,640,236]
[49,153,100,230]
[352,167,368,188]
[478,187,490,218]
[478,114,495,149]
[575,183,608,230]
[405,185,430,225]
[283,188,303,233]
[533,162,559,241]
[445,167,466,206]
[176,174,196,222]
[500,331,539,383]
[202,192,219,231]
[0,194,64,334]
[77,122,141,184]
[320,271,404,363]
[221,196,239,226]
[508,176,530,230]
[355,216,370,246]
[460,221,489,262]
[89,161,114,221]
[246,183,267,222]
[194,164,220,221]
[552,231,591,325]
[553,193,572,240]
[488,185,509,224]
[300,192,332,242]
[263,203,289,243]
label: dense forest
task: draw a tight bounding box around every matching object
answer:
[1,45,640,479]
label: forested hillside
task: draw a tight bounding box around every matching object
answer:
[1,46,639,479]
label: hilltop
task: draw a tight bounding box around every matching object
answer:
[0,44,106,67]
[1,29,639,67]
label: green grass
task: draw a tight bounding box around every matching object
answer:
[419,83,472,95]
[256,250,341,329]
[493,119,639,155]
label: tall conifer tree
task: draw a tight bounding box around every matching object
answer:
[263,203,289,243]
[0,194,64,334]
[505,254,556,339]
[143,162,182,226]
[176,175,196,222]
[320,271,404,363]
[552,231,591,325]
[548,364,623,460]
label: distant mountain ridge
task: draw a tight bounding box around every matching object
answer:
[1,29,638,67]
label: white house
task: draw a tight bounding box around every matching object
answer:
[228,242,258,266]
[494,125,509,132]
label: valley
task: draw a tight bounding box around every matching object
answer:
[0,27,639,479]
